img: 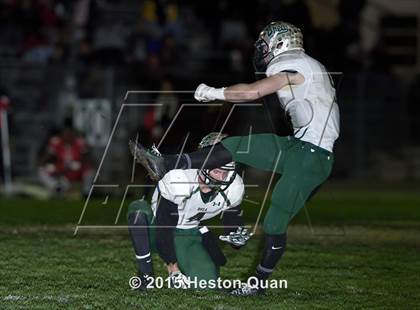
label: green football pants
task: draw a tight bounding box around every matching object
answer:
[222,134,333,234]
[127,200,219,281]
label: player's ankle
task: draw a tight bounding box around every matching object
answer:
[255,264,272,281]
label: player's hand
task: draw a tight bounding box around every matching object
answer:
[219,227,251,247]
[194,83,215,102]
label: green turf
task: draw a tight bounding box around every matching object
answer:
[1,184,420,228]
[0,185,419,308]
[0,227,419,309]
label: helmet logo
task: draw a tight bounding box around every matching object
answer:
[267,24,288,37]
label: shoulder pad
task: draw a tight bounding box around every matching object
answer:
[266,52,308,77]
[158,170,196,205]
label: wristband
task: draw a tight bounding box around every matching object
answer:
[210,87,226,101]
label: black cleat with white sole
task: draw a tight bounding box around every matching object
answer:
[230,282,266,296]
[129,140,167,181]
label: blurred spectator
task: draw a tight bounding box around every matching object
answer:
[38,118,93,197]
[22,29,54,63]
[53,74,78,128]
[131,0,185,67]
[10,0,71,63]
[164,1,184,42]
[140,0,164,54]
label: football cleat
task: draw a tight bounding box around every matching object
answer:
[230,282,265,296]
[129,140,167,181]
[169,271,190,289]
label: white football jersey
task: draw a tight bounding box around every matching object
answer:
[151,169,245,229]
[266,50,340,152]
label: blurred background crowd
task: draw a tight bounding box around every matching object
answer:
[0,0,419,198]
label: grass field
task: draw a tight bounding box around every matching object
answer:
[1,183,419,309]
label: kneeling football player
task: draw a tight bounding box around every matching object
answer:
[127,133,249,289]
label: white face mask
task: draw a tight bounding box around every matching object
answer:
[199,163,236,192]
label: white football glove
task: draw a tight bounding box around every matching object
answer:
[194,83,225,102]
[219,227,251,247]
[169,271,190,289]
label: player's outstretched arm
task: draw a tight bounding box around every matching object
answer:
[225,72,304,102]
[194,72,304,103]
[219,205,251,248]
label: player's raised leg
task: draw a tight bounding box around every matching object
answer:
[222,134,289,173]
[129,133,289,181]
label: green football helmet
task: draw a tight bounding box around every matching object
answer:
[253,21,304,72]
[198,132,236,191]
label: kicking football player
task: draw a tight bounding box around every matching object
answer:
[128,133,248,289]
[130,21,340,295]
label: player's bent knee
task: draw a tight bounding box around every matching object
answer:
[127,209,149,226]
[263,208,289,235]
[127,200,152,220]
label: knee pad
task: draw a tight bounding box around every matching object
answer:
[127,200,152,221]
[127,210,148,226]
